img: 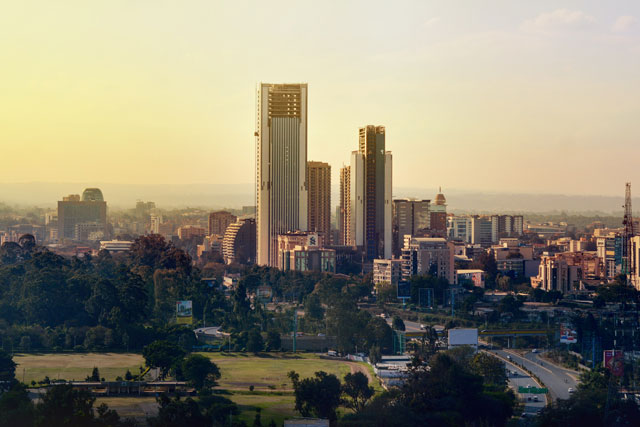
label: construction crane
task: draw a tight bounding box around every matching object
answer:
[622,182,634,278]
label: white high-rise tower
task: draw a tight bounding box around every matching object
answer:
[255,83,308,266]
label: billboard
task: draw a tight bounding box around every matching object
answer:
[559,323,578,344]
[176,300,193,325]
[604,350,624,377]
[307,233,319,247]
[397,281,411,299]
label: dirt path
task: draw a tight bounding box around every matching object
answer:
[346,361,375,384]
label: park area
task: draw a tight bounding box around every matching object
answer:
[14,352,379,425]
[13,352,145,383]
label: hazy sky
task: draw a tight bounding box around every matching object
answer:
[2,1,640,196]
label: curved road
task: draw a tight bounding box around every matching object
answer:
[487,348,578,400]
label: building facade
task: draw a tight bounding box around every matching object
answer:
[256,83,308,266]
[531,251,601,293]
[430,189,447,236]
[208,211,237,237]
[392,199,430,257]
[447,215,473,243]
[350,125,392,262]
[339,165,351,246]
[57,188,107,241]
[373,258,403,285]
[307,161,331,239]
[177,225,206,240]
[401,237,455,284]
[222,218,256,265]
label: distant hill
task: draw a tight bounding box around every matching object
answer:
[0,182,633,214]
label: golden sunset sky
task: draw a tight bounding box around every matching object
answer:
[1,1,640,196]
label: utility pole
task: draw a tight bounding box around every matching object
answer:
[451,288,455,317]
[293,309,298,353]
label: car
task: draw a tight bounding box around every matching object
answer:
[420,324,425,330]
[527,396,532,401]
[533,396,539,402]
[568,387,575,393]
[532,348,538,353]
[507,355,512,360]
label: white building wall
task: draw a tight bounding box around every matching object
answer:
[350,151,364,247]
[384,152,393,259]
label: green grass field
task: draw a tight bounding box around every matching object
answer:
[199,352,379,424]
[14,352,379,425]
[199,352,369,391]
[13,353,145,384]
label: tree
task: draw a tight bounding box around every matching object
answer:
[470,352,507,388]
[0,349,16,390]
[182,354,220,391]
[0,383,34,427]
[34,384,95,426]
[147,395,209,427]
[536,371,640,426]
[392,316,405,331]
[288,370,342,422]
[396,353,514,426]
[265,330,281,351]
[246,329,264,353]
[86,367,100,382]
[142,340,186,380]
[304,293,324,321]
[342,372,374,413]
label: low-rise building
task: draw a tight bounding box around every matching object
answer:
[99,240,133,253]
[531,251,601,293]
[456,269,485,288]
[373,259,403,285]
[401,237,455,284]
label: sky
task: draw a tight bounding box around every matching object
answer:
[1,0,640,197]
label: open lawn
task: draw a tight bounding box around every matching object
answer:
[14,353,145,384]
[15,352,380,425]
[199,352,376,392]
[200,352,380,424]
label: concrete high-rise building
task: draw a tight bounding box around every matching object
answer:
[392,199,430,257]
[256,83,308,266]
[57,188,107,240]
[350,125,392,261]
[430,188,447,236]
[208,211,237,237]
[307,161,331,239]
[339,165,352,246]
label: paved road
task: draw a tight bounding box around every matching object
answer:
[487,348,578,400]
[502,359,546,420]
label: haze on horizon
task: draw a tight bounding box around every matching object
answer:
[1,1,639,197]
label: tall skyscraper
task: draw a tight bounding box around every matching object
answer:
[339,165,351,245]
[350,125,392,261]
[392,199,430,257]
[256,83,308,266]
[307,161,331,239]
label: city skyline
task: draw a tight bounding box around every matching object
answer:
[2,1,640,197]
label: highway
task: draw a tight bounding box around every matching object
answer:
[501,358,546,420]
[486,348,578,400]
